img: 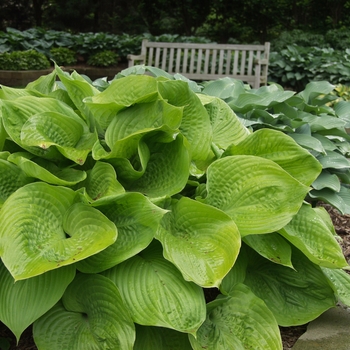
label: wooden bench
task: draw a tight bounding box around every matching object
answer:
[127,39,270,88]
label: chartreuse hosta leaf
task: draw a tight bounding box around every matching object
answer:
[278,203,348,268]
[0,96,81,159]
[204,155,310,236]
[20,111,97,165]
[243,232,293,268]
[0,182,117,280]
[156,197,241,287]
[197,94,250,149]
[26,69,57,95]
[55,64,100,122]
[134,325,193,350]
[78,161,125,206]
[225,128,322,186]
[189,283,282,350]
[158,80,213,163]
[33,273,135,350]
[93,99,183,160]
[243,245,336,326]
[77,192,167,273]
[84,75,159,129]
[322,267,350,306]
[102,241,206,335]
[0,261,75,341]
[8,152,86,186]
[126,133,191,197]
[0,158,33,206]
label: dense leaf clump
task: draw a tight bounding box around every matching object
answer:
[0,66,349,349]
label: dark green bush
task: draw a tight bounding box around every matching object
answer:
[0,49,50,70]
[87,50,119,67]
[50,47,77,66]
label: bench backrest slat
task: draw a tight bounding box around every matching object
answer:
[128,39,270,88]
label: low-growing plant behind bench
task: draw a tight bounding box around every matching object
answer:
[128,39,270,88]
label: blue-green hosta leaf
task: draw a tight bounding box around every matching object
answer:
[297,81,335,105]
[225,129,322,186]
[302,114,348,133]
[201,77,247,100]
[55,64,100,122]
[102,241,206,335]
[228,84,295,113]
[309,186,350,214]
[0,262,75,341]
[288,133,326,154]
[0,159,33,206]
[156,197,240,288]
[134,325,193,350]
[33,273,135,350]
[204,155,310,236]
[244,246,336,326]
[77,192,167,273]
[189,284,282,350]
[278,204,347,268]
[312,170,341,192]
[78,161,125,206]
[0,96,80,159]
[312,133,338,151]
[243,232,293,268]
[158,80,212,163]
[334,100,350,123]
[0,182,117,280]
[317,150,350,169]
[197,94,250,149]
[8,152,87,186]
[126,134,191,198]
[84,75,159,129]
[322,268,350,306]
[20,111,97,165]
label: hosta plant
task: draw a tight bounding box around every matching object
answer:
[0,65,349,350]
[200,77,350,215]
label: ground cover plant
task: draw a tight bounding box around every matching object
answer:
[0,65,349,349]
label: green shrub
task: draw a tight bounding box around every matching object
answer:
[0,65,349,349]
[0,49,50,70]
[87,50,119,67]
[50,47,77,66]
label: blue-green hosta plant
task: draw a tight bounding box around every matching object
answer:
[200,77,350,215]
[0,65,349,350]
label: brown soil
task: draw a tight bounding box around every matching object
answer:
[0,204,349,350]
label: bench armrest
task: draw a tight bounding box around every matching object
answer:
[127,54,146,67]
[254,58,269,66]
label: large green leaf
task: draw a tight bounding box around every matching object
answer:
[126,133,191,197]
[317,150,350,169]
[78,161,125,206]
[33,273,135,350]
[204,155,310,236]
[322,267,350,306]
[8,152,87,186]
[76,192,167,273]
[158,80,212,163]
[243,232,293,268]
[0,182,117,280]
[85,75,159,129]
[55,65,100,123]
[0,96,79,159]
[0,262,75,341]
[278,204,347,268]
[20,111,97,165]
[0,159,33,206]
[156,197,241,287]
[197,94,250,149]
[102,241,206,335]
[26,69,57,95]
[312,170,341,192]
[244,246,336,326]
[134,325,193,350]
[189,284,282,350]
[225,128,322,186]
